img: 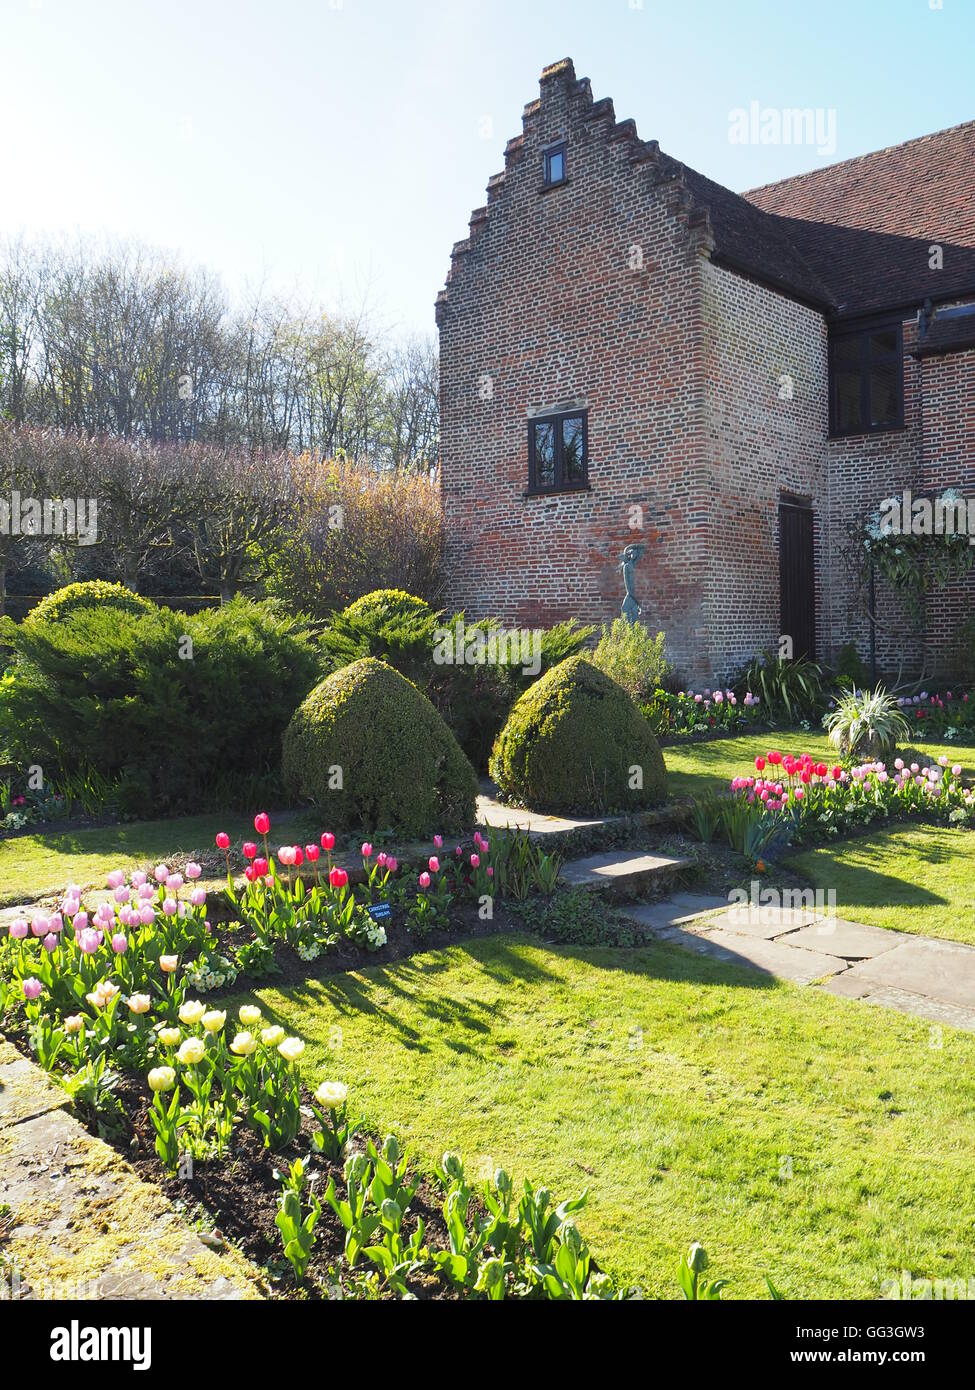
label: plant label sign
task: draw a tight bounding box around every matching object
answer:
[368,900,392,923]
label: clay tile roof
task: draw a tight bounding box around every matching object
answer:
[742,120,975,317]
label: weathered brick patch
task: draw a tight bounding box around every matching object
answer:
[0,1040,263,1300]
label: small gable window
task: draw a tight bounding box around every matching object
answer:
[528,409,588,493]
[542,141,567,187]
[829,322,904,436]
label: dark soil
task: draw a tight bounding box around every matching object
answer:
[109,1070,461,1299]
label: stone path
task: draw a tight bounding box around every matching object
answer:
[622,895,975,1032]
[0,1039,262,1300]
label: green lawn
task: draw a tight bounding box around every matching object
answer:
[3,729,972,909]
[243,934,975,1299]
[789,823,975,946]
[664,731,975,801]
[0,811,316,907]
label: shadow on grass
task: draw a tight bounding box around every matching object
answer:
[787,829,953,914]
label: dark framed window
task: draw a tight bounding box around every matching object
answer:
[528,409,588,493]
[829,321,904,436]
[542,141,566,187]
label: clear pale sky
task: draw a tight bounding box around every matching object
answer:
[2,0,972,340]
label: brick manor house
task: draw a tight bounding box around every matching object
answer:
[436,58,975,682]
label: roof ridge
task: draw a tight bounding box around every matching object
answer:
[743,116,975,196]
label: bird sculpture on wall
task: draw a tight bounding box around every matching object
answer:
[619,543,647,623]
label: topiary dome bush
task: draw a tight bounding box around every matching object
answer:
[24,580,155,628]
[489,655,668,813]
[282,657,478,835]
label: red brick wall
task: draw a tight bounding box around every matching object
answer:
[919,345,975,672]
[701,263,827,679]
[436,59,714,679]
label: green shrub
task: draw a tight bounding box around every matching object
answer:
[591,620,670,702]
[834,641,870,689]
[489,655,667,813]
[0,596,320,813]
[281,657,478,835]
[319,590,594,772]
[824,686,910,760]
[23,580,155,629]
[518,888,639,947]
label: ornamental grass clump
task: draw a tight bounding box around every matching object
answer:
[824,686,911,760]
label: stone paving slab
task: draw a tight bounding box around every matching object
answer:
[0,1045,70,1125]
[839,936,975,1012]
[785,919,910,959]
[560,850,691,893]
[821,974,975,1033]
[0,1059,263,1301]
[657,923,848,985]
[622,894,729,933]
[716,903,820,940]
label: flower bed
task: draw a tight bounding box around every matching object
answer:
[0,811,627,1299]
[730,749,975,845]
[895,689,975,740]
[643,687,764,740]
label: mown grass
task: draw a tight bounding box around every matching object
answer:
[3,729,972,907]
[0,811,316,907]
[243,933,975,1299]
[788,823,975,946]
[663,731,975,802]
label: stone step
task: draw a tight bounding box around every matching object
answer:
[559,849,692,894]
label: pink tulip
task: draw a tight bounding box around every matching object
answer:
[471,853,480,868]
[43,933,58,953]
[185,862,202,880]
[30,917,49,937]
[162,897,177,916]
[9,919,28,939]
[419,872,431,890]
[154,864,169,883]
[386,857,398,875]
[190,887,206,907]
[23,978,42,1000]
[361,842,373,858]
[953,765,962,777]
[131,870,147,887]
[107,869,126,889]
[166,874,183,891]
[277,846,296,866]
[77,928,100,954]
[433,835,443,849]
[429,857,440,873]
[72,911,89,932]
[47,913,63,933]
[111,933,128,954]
[113,885,130,903]
[140,904,155,926]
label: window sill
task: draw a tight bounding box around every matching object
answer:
[828,422,907,440]
[538,178,570,195]
[522,483,591,499]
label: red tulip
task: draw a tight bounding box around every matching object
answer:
[215,832,230,850]
[329,866,348,889]
[253,857,269,877]
[768,751,783,766]
[321,832,335,851]
[755,756,766,771]
[305,844,320,861]
[254,812,270,835]
[294,846,304,866]
[242,841,258,860]
[832,766,842,780]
